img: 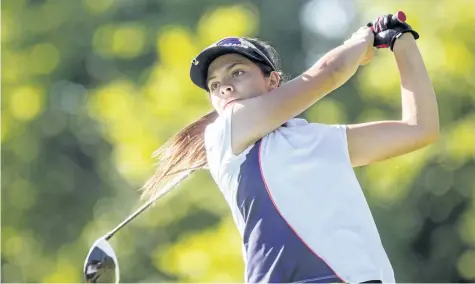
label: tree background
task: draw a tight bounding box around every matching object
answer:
[1,0,474,282]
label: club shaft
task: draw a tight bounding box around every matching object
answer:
[105,170,193,240]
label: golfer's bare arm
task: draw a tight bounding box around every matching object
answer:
[229,32,373,155]
[346,33,439,167]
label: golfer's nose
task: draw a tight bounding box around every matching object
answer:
[220,84,234,96]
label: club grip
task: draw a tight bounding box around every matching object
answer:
[367,11,407,30]
[390,11,407,26]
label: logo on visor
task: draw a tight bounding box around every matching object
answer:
[216,37,249,48]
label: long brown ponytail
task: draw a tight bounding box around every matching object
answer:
[140,110,218,202]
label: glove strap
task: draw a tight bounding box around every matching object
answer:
[390,30,420,51]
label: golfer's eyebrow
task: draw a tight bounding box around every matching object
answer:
[207,61,245,84]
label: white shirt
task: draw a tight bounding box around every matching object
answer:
[204,107,395,283]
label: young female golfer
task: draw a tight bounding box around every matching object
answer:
[141,13,439,283]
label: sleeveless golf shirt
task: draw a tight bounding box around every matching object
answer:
[204,107,395,283]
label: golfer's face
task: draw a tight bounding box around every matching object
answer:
[206,54,270,113]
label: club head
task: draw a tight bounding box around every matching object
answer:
[84,237,120,283]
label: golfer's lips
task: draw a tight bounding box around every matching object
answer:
[224,99,238,109]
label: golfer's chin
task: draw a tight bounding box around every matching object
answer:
[223,99,238,110]
[221,92,265,111]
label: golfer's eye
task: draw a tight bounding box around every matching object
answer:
[232,70,244,77]
[209,82,219,91]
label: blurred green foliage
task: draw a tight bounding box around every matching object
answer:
[1,0,474,282]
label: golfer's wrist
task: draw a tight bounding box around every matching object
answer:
[392,33,417,54]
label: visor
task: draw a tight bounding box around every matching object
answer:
[190,37,276,90]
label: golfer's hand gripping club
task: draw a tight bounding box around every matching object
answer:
[367,11,420,50]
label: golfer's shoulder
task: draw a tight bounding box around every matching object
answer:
[276,118,346,139]
[269,119,349,157]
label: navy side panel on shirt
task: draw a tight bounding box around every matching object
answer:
[236,140,343,283]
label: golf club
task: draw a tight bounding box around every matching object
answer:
[83,169,194,283]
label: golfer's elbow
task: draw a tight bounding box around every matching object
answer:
[402,94,439,146]
[426,123,440,144]
[420,126,439,146]
[419,110,440,145]
[406,119,439,147]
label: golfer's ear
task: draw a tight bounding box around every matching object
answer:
[269,71,281,89]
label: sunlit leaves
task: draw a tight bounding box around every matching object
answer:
[155,218,244,282]
[444,115,475,165]
[83,0,115,14]
[93,23,148,59]
[87,80,158,181]
[457,249,475,280]
[157,26,200,68]
[112,24,148,59]
[8,85,44,122]
[459,206,475,247]
[442,41,475,77]
[305,98,348,124]
[364,149,431,203]
[1,227,46,282]
[88,80,136,124]
[42,255,81,283]
[7,179,37,211]
[29,43,61,75]
[357,52,400,104]
[2,51,31,84]
[197,5,259,45]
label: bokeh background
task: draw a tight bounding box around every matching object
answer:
[2,0,475,282]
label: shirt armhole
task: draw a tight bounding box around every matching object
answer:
[331,124,351,162]
[308,123,351,163]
